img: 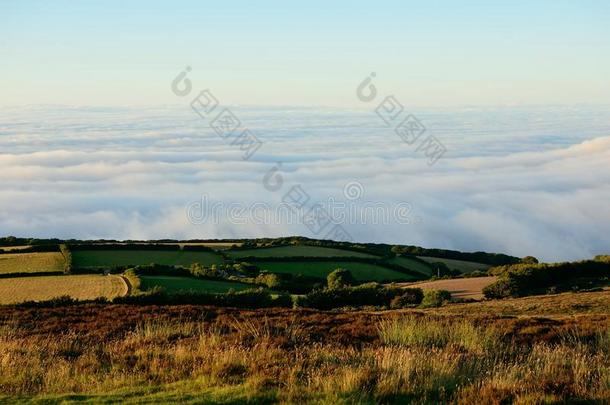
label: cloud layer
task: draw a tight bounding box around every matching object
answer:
[1,105,609,262]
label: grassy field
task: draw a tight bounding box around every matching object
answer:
[257,261,414,281]
[0,290,607,403]
[386,256,433,276]
[72,250,223,268]
[140,276,253,293]
[0,252,64,274]
[226,245,377,259]
[417,256,490,273]
[0,274,127,304]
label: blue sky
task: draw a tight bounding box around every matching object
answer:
[1,0,609,107]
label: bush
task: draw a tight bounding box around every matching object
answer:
[390,288,424,308]
[295,283,407,310]
[59,244,72,274]
[113,287,284,309]
[521,256,539,264]
[327,268,356,290]
[255,272,282,289]
[420,290,451,308]
[485,259,610,298]
[482,277,519,299]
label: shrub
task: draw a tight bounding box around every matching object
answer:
[60,244,72,274]
[420,289,451,308]
[295,283,407,310]
[485,259,610,298]
[483,277,519,299]
[327,268,356,290]
[390,288,424,308]
[255,272,282,289]
[521,256,539,264]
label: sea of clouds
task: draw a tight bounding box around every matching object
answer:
[1,104,609,262]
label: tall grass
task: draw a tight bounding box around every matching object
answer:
[0,316,607,403]
[378,316,500,353]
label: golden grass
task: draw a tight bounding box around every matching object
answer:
[0,316,607,403]
[0,252,64,274]
[428,289,610,316]
[0,275,128,304]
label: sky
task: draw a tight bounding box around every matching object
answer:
[0,1,609,262]
[1,0,610,107]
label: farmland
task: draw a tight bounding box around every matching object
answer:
[418,256,491,273]
[226,245,377,258]
[140,275,253,294]
[386,256,433,276]
[0,252,64,274]
[0,238,607,403]
[72,249,223,268]
[398,276,497,300]
[257,261,414,281]
[0,274,127,304]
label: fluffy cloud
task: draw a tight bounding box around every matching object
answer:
[0,105,609,262]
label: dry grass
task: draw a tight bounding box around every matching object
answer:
[0,252,64,274]
[398,276,497,300]
[0,315,607,403]
[0,275,128,304]
[430,289,610,316]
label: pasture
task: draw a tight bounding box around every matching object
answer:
[386,256,433,276]
[72,250,224,268]
[417,256,490,273]
[257,261,414,281]
[0,252,64,274]
[0,274,127,304]
[226,245,377,259]
[140,276,253,293]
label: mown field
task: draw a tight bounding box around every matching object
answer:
[140,276,252,294]
[418,256,491,273]
[386,256,433,276]
[0,290,607,403]
[0,274,127,304]
[72,250,223,268]
[226,245,377,259]
[257,261,414,281]
[0,252,64,274]
[399,276,497,300]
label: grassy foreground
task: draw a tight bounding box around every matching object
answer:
[0,291,607,404]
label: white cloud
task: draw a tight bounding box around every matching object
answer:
[0,105,609,262]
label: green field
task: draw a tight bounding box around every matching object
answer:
[256,261,414,281]
[386,256,434,276]
[227,245,377,259]
[417,256,490,273]
[140,276,252,293]
[0,252,65,274]
[72,250,223,268]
